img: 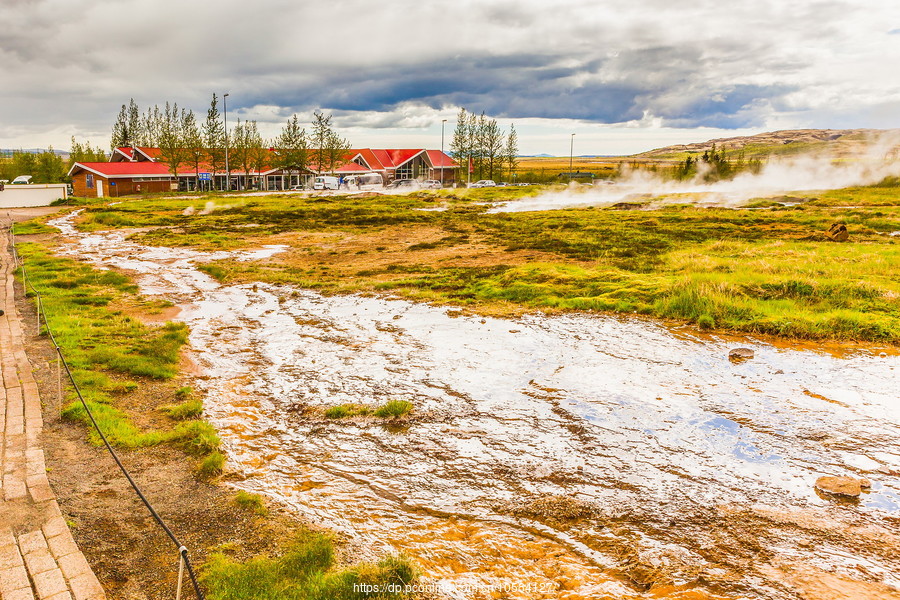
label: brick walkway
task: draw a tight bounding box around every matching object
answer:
[1,231,106,600]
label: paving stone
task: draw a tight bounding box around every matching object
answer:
[17,530,48,555]
[33,567,69,599]
[24,548,58,575]
[45,532,79,561]
[46,592,73,600]
[41,517,69,541]
[57,552,91,580]
[68,573,105,600]
[0,564,31,593]
[3,587,37,600]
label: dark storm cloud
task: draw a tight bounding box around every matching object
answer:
[1,0,898,147]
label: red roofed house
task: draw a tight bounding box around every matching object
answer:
[68,146,458,197]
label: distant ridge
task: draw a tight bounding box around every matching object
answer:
[1,148,70,157]
[634,128,897,159]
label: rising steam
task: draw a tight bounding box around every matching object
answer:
[492,132,900,213]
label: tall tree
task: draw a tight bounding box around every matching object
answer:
[126,98,141,145]
[182,110,204,189]
[449,108,471,182]
[504,124,519,182]
[141,105,163,147]
[245,121,269,190]
[310,111,332,172]
[274,114,309,187]
[110,104,128,149]
[158,102,188,186]
[203,93,225,186]
[229,119,251,189]
[483,117,504,180]
[34,147,66,183]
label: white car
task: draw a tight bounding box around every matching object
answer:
[469,180,497,188]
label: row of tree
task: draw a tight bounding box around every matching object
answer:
[111,96,351,187]
[449,109,518,182]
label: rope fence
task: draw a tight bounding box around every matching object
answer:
[5,215,205,600]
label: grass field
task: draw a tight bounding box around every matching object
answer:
[37,180,900,343]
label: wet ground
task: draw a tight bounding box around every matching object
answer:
[48,211,900,599]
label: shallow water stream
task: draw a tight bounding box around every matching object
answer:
[50,212,900,599]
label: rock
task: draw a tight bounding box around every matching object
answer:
[859,478,872,489]
[728,347,754,362]
[826,222,849,242]
[815,475,863,497]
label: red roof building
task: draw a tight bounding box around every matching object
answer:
[68,146,458,197]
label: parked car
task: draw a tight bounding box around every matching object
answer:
[469,180,496,188]
[11,175,32,184]
[345,173,384,190]
[422,180,441,189]
[313,176,339,190]
[388,179,419,189]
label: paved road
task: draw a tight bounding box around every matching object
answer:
[1,217,105,600]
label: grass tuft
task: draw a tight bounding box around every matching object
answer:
[233,491,268,516]
[374,400,413,418]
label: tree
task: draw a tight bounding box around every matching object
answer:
[504,124,519,182]
[230,119,252,189]
[245,121,269,190]
[34,147,66,183]
[158,102,188,186]
[182,109,204,189]
[111,103,128,149]
[449,108,472,182]
[274,114,309,188]
[141,105,163,147]
[310,111,351,173]
[483,117,504,180]
[203,93,226,187]
[310,111,331,172]
[127,98,141,146]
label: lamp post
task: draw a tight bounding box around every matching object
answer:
[440,118,447,188]
[223,93,230,192]
[569,133,575,182]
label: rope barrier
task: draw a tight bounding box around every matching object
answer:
[5,215,206,600]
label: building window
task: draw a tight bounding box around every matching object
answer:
[86,173,94,189]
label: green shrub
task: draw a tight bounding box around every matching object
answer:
[161,399,204,420]
[374,400,413,418]
[233,491,267,516]
[198,451,225,477]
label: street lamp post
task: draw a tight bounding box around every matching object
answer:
[223,93,230,192]
[569,133,575,183]
[440,119,447,188]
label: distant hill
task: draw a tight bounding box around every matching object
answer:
[635,129,898,160]
[1,148,70,158]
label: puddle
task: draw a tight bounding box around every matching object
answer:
[49,211,900,599]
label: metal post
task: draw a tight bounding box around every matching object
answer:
[36,295,41,332]
[569,133,575,182]
[223,93,230,192]
[57,351,62,402]
[175,546,187,600]
[440,118,446,188]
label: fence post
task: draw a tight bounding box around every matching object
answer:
[175,546,187,600]
[57,350,63,401]
[36,295,41,332]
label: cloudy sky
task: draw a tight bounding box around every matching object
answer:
[1,0,899,155]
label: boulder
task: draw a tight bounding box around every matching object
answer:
[826,222,849,242]
[815,476,863,497]
[728,347,754,362]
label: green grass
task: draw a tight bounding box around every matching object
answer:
[12,218,56,235]
[14,242,224,455]
[202,533,418,600]
[63,184,900,342]
[198,451,225,477]
[324,404,371,419]
[161,399,204,420]
[374,400,413,418]
[233,491,268,516]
